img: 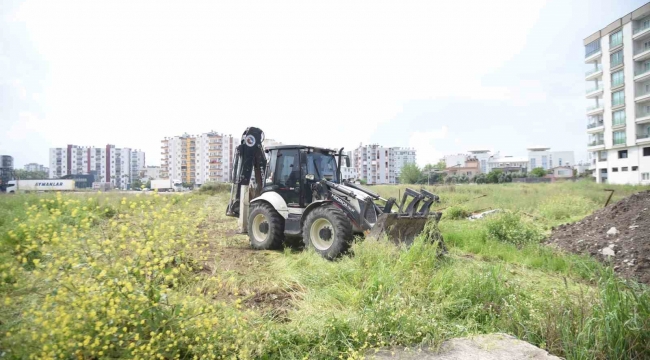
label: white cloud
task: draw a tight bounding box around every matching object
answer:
[7,0,546,166]
[409,126,449,167]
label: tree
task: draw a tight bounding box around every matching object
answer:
[486,169,503,184]
[399,163,422,184]
[530,167,547,178]
[145,180,151,189]
[132,179,143,190]
[473,173,487,184]
[15,170,48,180]
[433,160,446,170]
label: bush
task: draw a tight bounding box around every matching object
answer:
[444,206,470,220]
[486,169,503,184]
[530,167,547,178]
[473,173,487,184]
[484,211,543,246]
[198,182,230,195]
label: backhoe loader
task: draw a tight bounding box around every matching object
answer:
[225,127,444,259]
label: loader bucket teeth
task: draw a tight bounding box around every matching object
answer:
[368,188,444,248]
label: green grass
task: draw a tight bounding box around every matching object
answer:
[1,181,649,359]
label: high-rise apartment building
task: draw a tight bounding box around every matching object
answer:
[585,2,650,184]
[350,144,416,184]
[49,145,145,189]
[160,131,239,185]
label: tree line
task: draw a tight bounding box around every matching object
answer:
[398,163,560,185]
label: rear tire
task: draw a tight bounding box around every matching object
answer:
[248,202,285,250]
[302,205,353,260]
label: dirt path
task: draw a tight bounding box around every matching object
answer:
[195,195,302,321]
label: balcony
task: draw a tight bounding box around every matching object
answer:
[588,140,605,150]
[585,65,603,80]
[586,104,604,115]
[635,46,650,62]
[586,85,603,98]
[635,67,650,81]
[585,49,601,63]
[587,120,604,133]
[633,22,650,39]
[637,132,650,143]
[635,88,650,103]
[637,109,650,124]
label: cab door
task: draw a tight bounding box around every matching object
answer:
[273,149,301,207]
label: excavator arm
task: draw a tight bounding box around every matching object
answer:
[226,127,266,218]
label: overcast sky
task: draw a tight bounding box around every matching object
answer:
[1,0,647,168]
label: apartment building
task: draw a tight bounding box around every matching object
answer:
[392,148,417,180]
[161,131,238,185]
[49,145,146,189]
[350,144,416,184]
[24,163,49,173]
[527,147,575,170]
[444,150,499,174]
[585,2,650,185]
[139,166,161,181]
[487,156,529,173]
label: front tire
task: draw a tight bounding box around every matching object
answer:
[302,205,353,260]
[248,202,285,250]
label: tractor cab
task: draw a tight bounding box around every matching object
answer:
[262,145,348,208]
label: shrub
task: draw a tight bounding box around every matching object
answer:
[484,211,543,246]
[473,173,487,184]
[486,169,503,184]
[198,182,230,195]
[444,206,470,220]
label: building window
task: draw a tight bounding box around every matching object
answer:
[618,150,628,158]
[612,90,625,107]
[632,166,638,171]
[643,173,650,180]
[644,147,650,156]
[622,167,628,171]
[612,167,619,172]
[611,50,624,67]
[612,110,626,126]
[610,30,623,47]
[611,70,624,87]
[613,131,626,145]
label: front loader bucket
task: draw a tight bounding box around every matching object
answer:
[368,213,436,246]
[367,187,445,252]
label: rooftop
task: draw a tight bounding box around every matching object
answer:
[584,2,650,45]
[490,156,528,163]
[527,147,550,151]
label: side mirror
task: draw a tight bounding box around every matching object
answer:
[345,157,350,167]
[305,174,315,181]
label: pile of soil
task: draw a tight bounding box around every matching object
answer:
[546,190,650,285]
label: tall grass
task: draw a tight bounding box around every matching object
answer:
[1,182,649,359]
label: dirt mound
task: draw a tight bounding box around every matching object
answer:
[546,190,650,285]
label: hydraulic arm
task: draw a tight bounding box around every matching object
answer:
[226,127,266,218]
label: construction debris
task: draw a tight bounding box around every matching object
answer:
[467,209,501,221]
[547,190,650,285]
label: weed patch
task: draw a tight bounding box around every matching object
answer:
[484,211,544,246]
